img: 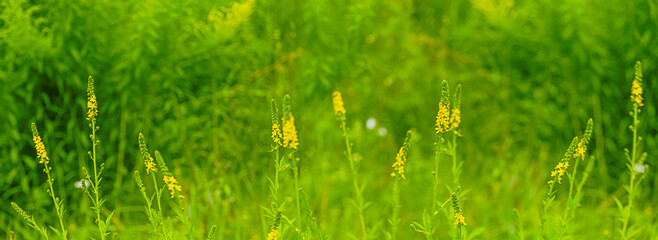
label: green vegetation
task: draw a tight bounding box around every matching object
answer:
[1,0,657,239]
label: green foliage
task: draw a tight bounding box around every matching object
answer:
[1,0,658,239]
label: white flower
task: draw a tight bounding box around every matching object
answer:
[366,118,376,130]
[633,164,646,173]
[75,179,91,189]
[378,127,387,136]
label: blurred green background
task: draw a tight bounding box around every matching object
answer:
[1,0,656,238]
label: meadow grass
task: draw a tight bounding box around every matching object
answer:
[2,0,657,237]
[7,61,655,239]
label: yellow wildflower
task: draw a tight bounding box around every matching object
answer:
[550,161,569,184]
[145,156,157,174]
[450,108,461,131]
[435,102,451,134]
[163,175,183,198]
[267,229,279,240]
[31,123,49,165]
[138,133,157,175]
[332,91,346,119]
[272,122,282,146]
[271,99,282,148]
[454,212,467,228]
[572,141,586,160]
[282,115,299,149]
[630,79,643,107]
[86,76,98,121]
[630,61,644,107]
[392,146,407,179]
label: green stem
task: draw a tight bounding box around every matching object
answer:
[432,140,441,214]
[151,172,167,240]
[341,120,367,239]
[451,133,459,188]
[391,178,400,239]
[291,151,303,233]
[91,120,105,240]
[621,106,638,238]
[44,162,67,240]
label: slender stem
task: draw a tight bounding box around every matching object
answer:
[151,172,167,239]
[451,133,459,187]
[274,148,280,202]
[621,106,638,238]
[90,120,105,240]
[341,121,366,239]
[44,162,67,240]
[432,139,441,213]
[391,178,400,240]
[291,151,303,232]
[562,156,579,231]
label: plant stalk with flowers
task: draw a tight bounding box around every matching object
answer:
[81,75,113,240]
[618,61,649,240]
[332,91,368,239]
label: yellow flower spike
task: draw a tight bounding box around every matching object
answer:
[271,99,282,148]
[549,137,579,184]
[450,108,461,131]
[282,94,299,149]
[138,133,158,175]
[332,91,346,119]
[86,76,98,121]
[451,187,467,228]
[267,229,279,240]
[392,130,413,179]
[435,80,452,135]
[630,61,644,108]
[163,175,183,198]
[392,147,407,179]
[31,123,49,165]
[454,212,467,228]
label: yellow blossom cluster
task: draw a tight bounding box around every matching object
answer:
[435,102,451,134]
[332,91,346,120]
[454,212,467,228]
[282,115,299,149]
[630,79,643,107]
[163,175,184,198]
[391,146,407,179]
[33,135,49,165]
[272,122,282,147]
[548,161,569,184]
[267,229,279,240]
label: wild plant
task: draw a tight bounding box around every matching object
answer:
[559,119,593,238]
[411,80,462,239]
[540,118,595,239]
[387,130,413,240]
[282,94,304,235]
[11,202,49,239]
[332,91,368,239]
[81,75,113,240]
[617,61,648,239]
[451,187,467,240]
[135,133,163,238]
[154,150,190,239]
[265,99,285,240]
[31,123,68,239]
[540,136,578,239]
